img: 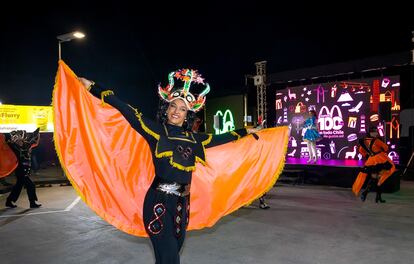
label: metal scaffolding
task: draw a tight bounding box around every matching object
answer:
[254,61,267,127]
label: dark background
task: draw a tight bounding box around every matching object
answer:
[1,1,413,119]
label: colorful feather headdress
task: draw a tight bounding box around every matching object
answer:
[158,69,210,112]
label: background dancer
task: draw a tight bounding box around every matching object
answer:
[1,129,42,208]
[302,109,321,163]
[352,127,396,203]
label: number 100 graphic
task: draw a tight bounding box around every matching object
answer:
[274,77,400,163]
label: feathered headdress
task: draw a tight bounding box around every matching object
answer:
[158,69,210,112]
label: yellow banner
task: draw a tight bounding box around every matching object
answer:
[0,104,53,132]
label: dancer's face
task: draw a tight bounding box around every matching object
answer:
[370,130,379,137]
[166,99,188,127]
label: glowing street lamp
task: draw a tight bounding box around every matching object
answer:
[57,31,85,60]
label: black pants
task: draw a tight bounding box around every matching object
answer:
[143,187,190,264]
[7,172,38,203]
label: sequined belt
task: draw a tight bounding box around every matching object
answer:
[156,182,190,197]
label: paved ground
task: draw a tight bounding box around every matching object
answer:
[1,182,414,264]
[0,166,69,194]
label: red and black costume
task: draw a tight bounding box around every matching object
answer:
[352,136,396,203]
[2,129,41,208]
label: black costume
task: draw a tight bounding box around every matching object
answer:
[4,129,41,208]
[89,84,247,264]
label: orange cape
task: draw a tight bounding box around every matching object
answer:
[0,134,18,178]
[352,153,396,195]
[53,60,289,237]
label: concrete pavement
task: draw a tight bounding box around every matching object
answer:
[1,182,414,264]
[0,166,69,194]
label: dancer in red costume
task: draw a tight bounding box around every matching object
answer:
[352,127,396,203]
[1,129,42,208]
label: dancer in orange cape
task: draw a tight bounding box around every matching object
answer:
[352,127,396,203]
[53,61,289,263]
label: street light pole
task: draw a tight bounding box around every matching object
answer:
[56,31,85,60]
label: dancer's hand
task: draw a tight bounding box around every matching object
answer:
[247,127,261,140]
[247,127,261,134]
[78,77,95,90]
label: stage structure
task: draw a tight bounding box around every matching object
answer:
[275,76,401,164]
[254,61,267,126]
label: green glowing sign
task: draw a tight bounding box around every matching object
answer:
[214,109,235,135]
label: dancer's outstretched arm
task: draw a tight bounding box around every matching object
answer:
[195,127,260,149]
[79,78,162,144]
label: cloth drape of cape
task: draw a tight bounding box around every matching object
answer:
[352,153,396,195]
[53,60,289,237]
[0,134,18,178]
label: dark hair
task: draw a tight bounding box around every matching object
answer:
[369,126,378,132]
[366,126,379,137]
[156,100,196,132]
[309,110,317,117]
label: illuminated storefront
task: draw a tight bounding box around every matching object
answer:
[0,104,53,133]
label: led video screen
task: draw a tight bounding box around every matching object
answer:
[275,76,400,164]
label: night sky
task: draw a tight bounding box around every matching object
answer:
[1,1,412,117]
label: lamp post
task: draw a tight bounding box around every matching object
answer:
[57,31,85,60]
